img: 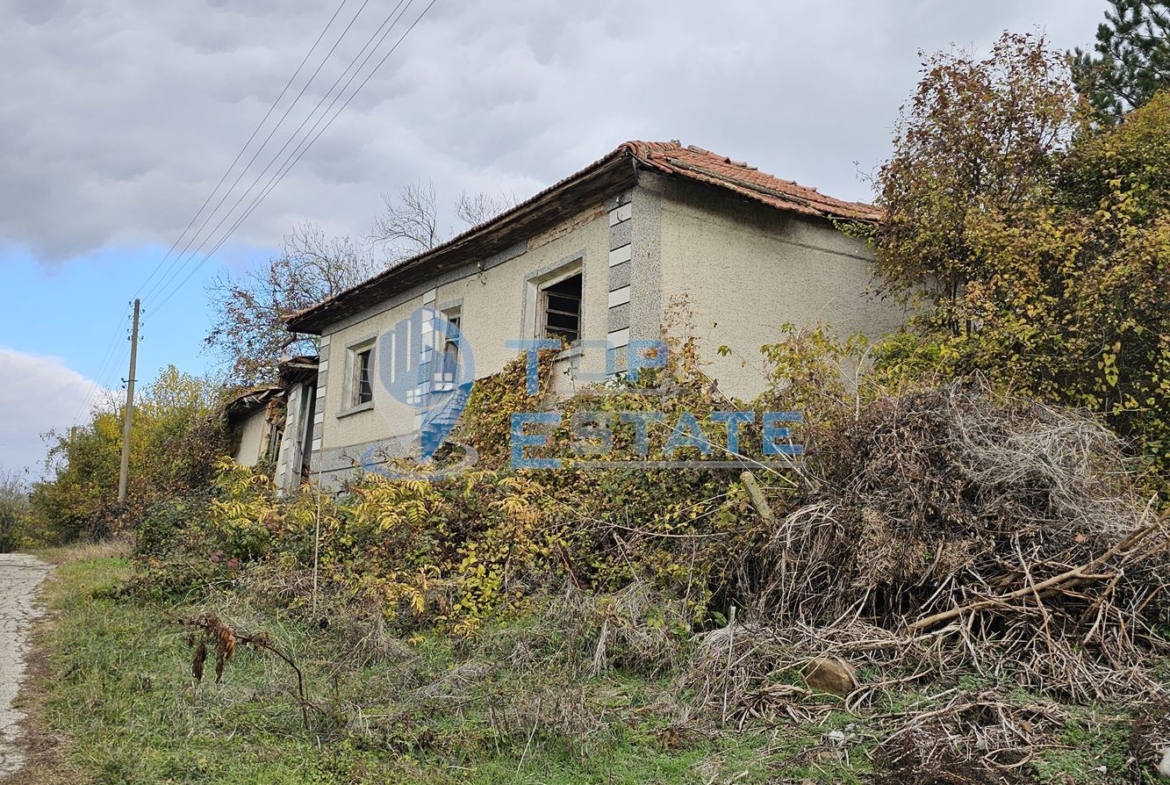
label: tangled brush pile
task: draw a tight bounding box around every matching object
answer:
[749,382,1170,703]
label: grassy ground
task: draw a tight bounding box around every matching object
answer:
[12,550,780,784]
[12,545,1163,784]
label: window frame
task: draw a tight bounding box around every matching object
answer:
[437,304,462,390]
[340,337,376,415]
[540,275,582,344]
[354,347,374,406]
[527,260,584,346]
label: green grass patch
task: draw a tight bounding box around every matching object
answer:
[34,555,788,784]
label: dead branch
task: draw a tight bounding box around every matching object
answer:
[907,518,1163,632]
[178,613,314,730]
[740,471,775,526]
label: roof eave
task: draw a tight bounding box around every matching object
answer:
[286,146,639,335]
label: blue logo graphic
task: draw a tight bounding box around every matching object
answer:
[360,307,474,475]
[354,318,802,476]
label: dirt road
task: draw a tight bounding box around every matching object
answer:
[0,554,50,778]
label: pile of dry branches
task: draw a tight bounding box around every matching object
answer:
[744,382,1170,703]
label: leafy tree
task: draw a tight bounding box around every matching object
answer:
[136,366,228,495]
[874,33,1080,332]
[30,411,123,543]
[872,32,1170,477]
[29,366,227,543]
[1073,0,1170,121]
[206,224,381,386]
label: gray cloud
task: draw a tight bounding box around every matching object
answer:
[0,348,106,476]
[0,0,1106,262]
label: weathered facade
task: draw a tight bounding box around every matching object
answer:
[287,141,907,487]
[225,386,281,468]
[225,356,319,493]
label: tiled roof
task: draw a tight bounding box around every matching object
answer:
[622,140,880,222]
[287,140,874,333]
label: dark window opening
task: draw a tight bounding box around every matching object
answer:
[354,348,373,406]
[542,273,582,344]
[299,384,317,478]
[441,309,461,381]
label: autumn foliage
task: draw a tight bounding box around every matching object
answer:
[27,365,229,545]
[871,32,1170,483]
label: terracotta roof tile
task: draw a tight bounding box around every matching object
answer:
[621,140,880,222]
[286,140,876,332]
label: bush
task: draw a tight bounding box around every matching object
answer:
[0,470,29,553]
[133,493,212,559]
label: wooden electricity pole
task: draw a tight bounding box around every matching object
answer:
[117,298,140,505]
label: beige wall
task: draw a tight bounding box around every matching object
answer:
[309,178,908,477]
[655,181,907,401]
[232,408,269,467]
[318,204,613,453]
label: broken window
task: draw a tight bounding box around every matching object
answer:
[351,345,373,407]
[541,273,582,344]
[438,307,461,388]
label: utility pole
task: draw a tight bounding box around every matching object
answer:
[117,299,140,505]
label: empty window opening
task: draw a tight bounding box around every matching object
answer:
[541,273,582,344]
[352,347,373,406]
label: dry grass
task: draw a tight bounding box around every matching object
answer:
[33,537,132,565]
[746,382,1170,704]
[671,382,1170,782]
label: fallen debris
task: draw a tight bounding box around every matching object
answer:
[749,382,1170,704]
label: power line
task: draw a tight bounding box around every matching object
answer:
[70,301,133,427]
[138,0,366,304]
[153,0,437,313]
[150,0,416,310]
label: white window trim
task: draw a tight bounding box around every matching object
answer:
[338,336,376,417]
[526,260,584,343]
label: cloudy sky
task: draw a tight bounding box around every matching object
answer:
[0,0,1108,474]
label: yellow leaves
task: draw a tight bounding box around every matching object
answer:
[410,589,426,616]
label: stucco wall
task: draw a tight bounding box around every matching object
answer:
[652,176,907,401]
[305,174,908,484]
[232,408,269,467]
[313,202,614,479]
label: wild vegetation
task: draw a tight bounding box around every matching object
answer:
[18,16,1170,785]
[13,365,229,549]
[870,31,1170,489]
[19,324,1157,783]
[0,469,29,553]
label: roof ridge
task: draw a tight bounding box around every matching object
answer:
[287,139,879,333]
[624,139,878,221]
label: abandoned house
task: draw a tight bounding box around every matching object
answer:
[283,140,907,488]
[225,355,319,491]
